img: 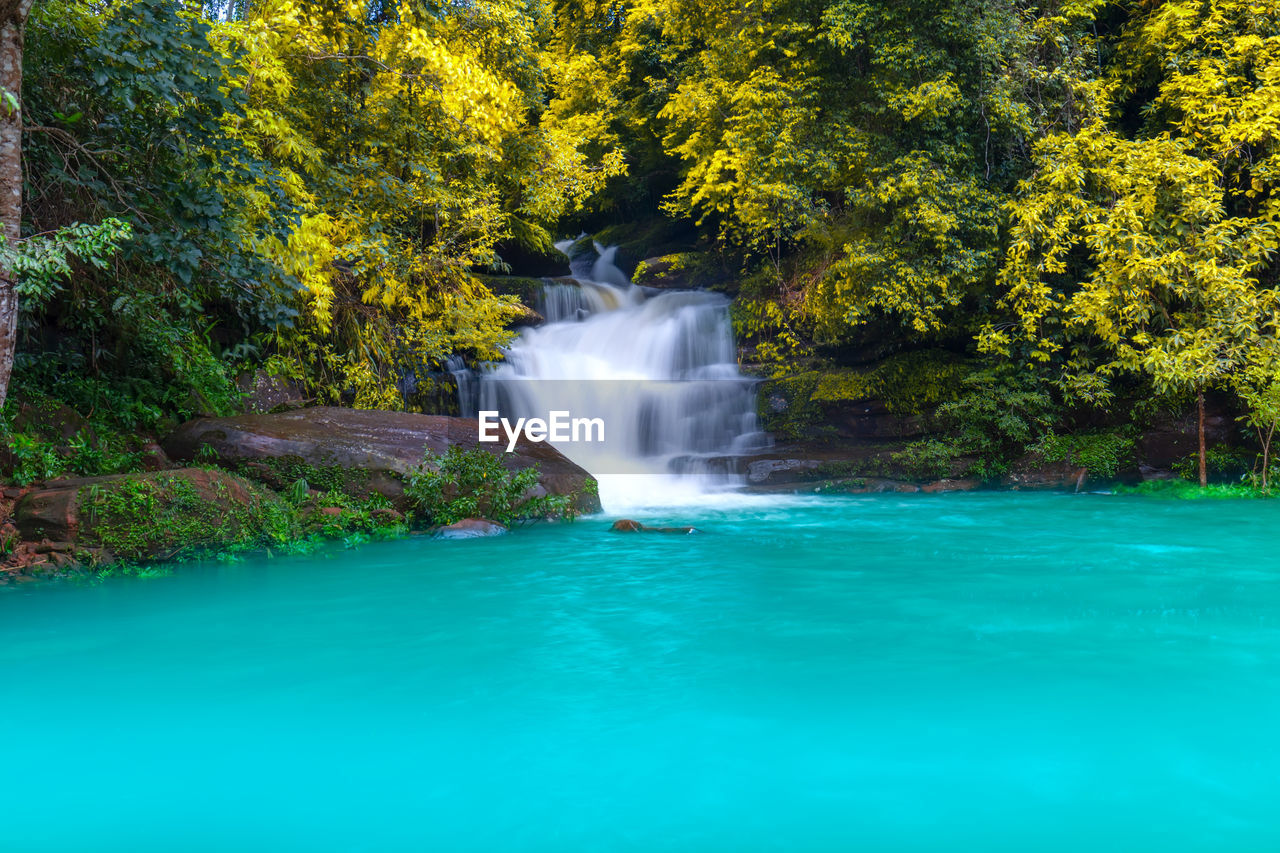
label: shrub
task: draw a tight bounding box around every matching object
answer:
[1034,430,1136,478]
[1172,447,1251,483]
[891,439,958,480]
[405,445,574,526]
[3,431,65,485]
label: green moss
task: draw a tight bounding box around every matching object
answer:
[236,454,372,495]
[476,274,546,307]
[633,252,722,288]
[78,469,410,566]
[79,472,293,561]
[810,351,968,414]
[405,445,577,525]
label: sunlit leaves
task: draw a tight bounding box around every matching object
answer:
[985,0,1280,412]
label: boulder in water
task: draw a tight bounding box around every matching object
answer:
[162,407,601,513]
[434,518,508,539]
[610,519,700,535]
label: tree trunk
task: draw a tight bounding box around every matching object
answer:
[1264,422,1276,494]
[0,0,32,412]
[1197,387,1207,488]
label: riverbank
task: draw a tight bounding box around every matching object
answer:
[1,407,600,584]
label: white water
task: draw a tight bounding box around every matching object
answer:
[470,243,769,512]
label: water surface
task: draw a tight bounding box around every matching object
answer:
[3,492,1280,851]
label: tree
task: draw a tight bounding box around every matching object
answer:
[983,0,1280,487]
[0,0,32,409]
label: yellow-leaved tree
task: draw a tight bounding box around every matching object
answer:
[209,0,623,408]
[984,0,1280,486]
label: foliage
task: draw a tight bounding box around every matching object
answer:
[79,472,294,561]
[17,0,624,423]
[0,219,131,305]
[3,431,64,485]
[1034,430,1136,478]
[982,0,1280,418]
[1,403,143,485]
[756,351,968,439]
[1235,369,1280,491]
[550,0,1085,346]
[9,0,1280,497]
[891,439,959,481]
[932,369,1059,478]
[405,444,576,525]
[811,351,969,415]
[1172,447,1251,483]
[206,0,622,405]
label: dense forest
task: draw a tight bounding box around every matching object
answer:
[1,0,1278,490]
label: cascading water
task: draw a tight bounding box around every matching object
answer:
[467,242,770,511]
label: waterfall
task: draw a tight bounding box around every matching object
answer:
[469,244,770,511]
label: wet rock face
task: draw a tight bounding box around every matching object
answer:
[162,407,601,514]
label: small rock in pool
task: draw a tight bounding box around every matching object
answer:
[433,518,508,539]
[610,519,700,535]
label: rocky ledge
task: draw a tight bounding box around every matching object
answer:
[163,407,601,514]
[699,442,1090,494]
[2,408,601,582]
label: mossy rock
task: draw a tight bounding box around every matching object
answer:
[633,252,726,290]
[162,408,602,514]
[6,394,92,442]
[476,275,547,311]
[592,220,698,280]
[15,468,290,561]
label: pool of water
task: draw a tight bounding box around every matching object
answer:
[4,491,1280,851]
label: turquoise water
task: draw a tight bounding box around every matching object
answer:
[4,491,1280,851]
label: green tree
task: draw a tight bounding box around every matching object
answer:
[983,0,1280,487]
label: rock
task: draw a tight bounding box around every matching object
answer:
[632,252,725,290]
[1139,463,1175,481]
[162,407,601,514]
[371,508,404,525]
[746,458,826,484]
[236,370,309,414]
[434,518,507,539]
[610,519,700,534]
[921,478,982,493]
[1136,406,1234,468]
[1000,454,1090,490]
[14,468,273,560]
[507,303,546,328]
[10,399,91,441]
[14,486,82,543]
[138,442,172,471]
[805,477,919,494]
